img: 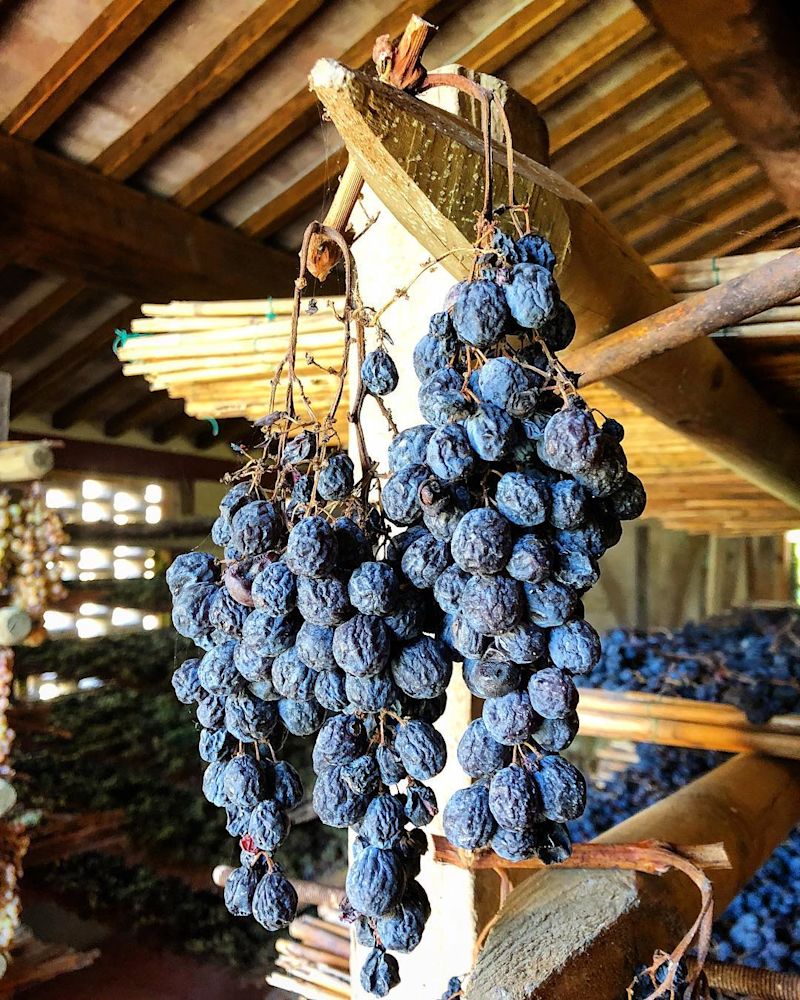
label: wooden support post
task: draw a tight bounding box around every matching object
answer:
[466,753,800,1000]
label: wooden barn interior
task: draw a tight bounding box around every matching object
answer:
[0,1,799,998]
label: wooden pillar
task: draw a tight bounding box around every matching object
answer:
[466,753,800,999]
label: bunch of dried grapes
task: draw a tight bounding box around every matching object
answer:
[381,226,645,887]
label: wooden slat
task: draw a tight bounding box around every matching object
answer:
[0,130,296,299]
[546,35,683,153]
[2,0,174,140]
[104,391,175,438]
[637,0,800,214]
[437,0,589,76]
[505,0,653,110]
[615,151,760,248]
[50,371,131,429]
[9,302,134,418]
[707,209,796,260]
[0,281,86,355]
[643,181,778,261]
[556,81,710,188]
[91,0,324,180]
[580,689,800,758]
[593,119,736,221]
[171,0,443,213]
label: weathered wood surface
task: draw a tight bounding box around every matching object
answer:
[635,0,800,215]
[0,131,297,300]
[466,753,800,999]
[309,59,800,514]
[579,688,800,759]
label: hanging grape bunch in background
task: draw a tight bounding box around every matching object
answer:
[0,484,68,623]
[381,227,645,894]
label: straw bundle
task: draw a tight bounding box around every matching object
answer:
[266,910,351,999]
[119,297,350,437]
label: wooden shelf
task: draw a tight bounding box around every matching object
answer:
[579,688,800,758]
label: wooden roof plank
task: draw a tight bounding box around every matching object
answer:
[168,0,443,213]
[0,280,86,355]
[505,0,653,110]
[91,0,324,181]
[637,0,800,214]
[50,370,129,429]
[3,0,174,140]
[0,130,297,299]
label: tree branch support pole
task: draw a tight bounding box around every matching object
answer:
[565,247,800,386]
[465,753,800,1000]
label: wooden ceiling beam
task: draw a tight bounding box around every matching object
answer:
[556,84,710,189]
[104,391,177,438]
[0,131,296,300]
[91,0,323,181]
[702,207,795,261]
[173,0,443,213]
[10,431,236,479]
[643,182,779,261]
[506,0,653,111]
[592,120,734,222]
[9,303,135,419]
[0,280,87,355]
[50,371,131,430]
[2,0,174,141]
[636,0,800,214]
[618,153,761,248]
[547,37,683,154]
[735,221,800,256]
[439,0,589,76]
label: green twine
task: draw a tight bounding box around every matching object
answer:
[112,328,150,354]
[711,257,720,286]
[205,418,220,436]
[266,296,277,322]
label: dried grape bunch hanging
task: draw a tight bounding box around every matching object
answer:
[167,225,451,997]
[381,225,646,876]
[0,484,68,622]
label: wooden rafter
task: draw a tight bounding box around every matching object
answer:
[636,0,800,214]
[2,0,174,140]
[0,281,87,355]
[50,370,129,430]
[0,131,297,300]
[90,0,324,181]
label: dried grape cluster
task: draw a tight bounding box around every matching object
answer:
[580,606,800,724]
[0,485,67,621]
[168,305,451,995]
[381,228,645,868]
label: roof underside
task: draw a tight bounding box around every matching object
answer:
[0,0,798,532]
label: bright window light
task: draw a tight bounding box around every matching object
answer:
[79,602,108,617]
[113,559,140,580]
[143,569,155,580]
[45,488,75,509]
[43,610,74,632]
[77,677,104,691]
[76,617,106,639]
[111,607,140,627]
[40,671,58,682]
[113,514,129,526]
[145,505,162,525]
[82,479,109,501]
[142,614,160,631]
[82,501,108,523]
[113,545,144,558]
[79,548,109,571]
[144,484,163,504]
[786,529,800,544]
[114,491,140,513]
[38,682,61,701]
[78,571,97,582]
[144,558,155,569]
